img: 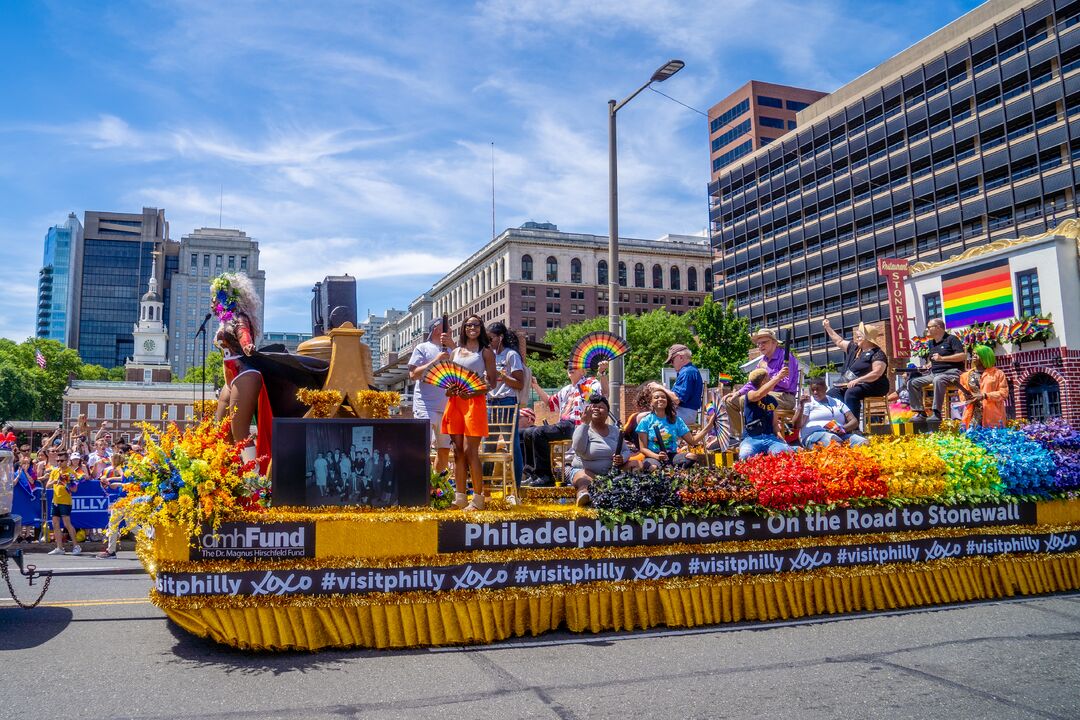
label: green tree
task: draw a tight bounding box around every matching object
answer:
[0,364,40,424]
[687,297,752,386]
[623,309,694,385]
[178,350,225,388]
[0,337,84,421]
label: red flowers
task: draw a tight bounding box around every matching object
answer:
[735,444,886,510]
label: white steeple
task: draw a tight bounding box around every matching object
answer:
[130,250,168,367]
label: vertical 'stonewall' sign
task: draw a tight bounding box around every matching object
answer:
[878,257,911,356]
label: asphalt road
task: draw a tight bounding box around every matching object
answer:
[2,552,1079,720]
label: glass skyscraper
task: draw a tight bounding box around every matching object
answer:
[76,208,169,368]
[709,0,1080,364]
[36,213,83,346]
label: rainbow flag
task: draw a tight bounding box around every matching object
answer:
[942,258,1014,327]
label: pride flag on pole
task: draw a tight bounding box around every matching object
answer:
[942,258,1014,327]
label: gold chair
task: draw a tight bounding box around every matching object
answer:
[861,396,892,435]
[549,439,571,484]
[480,403,519,504]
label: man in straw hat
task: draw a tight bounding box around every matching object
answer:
[723,328,799,437]
[822,319,890,423]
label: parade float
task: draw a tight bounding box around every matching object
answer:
[116,409,1080,652]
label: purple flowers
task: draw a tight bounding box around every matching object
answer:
[1022,418,1080,490]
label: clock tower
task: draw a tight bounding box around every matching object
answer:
[126,253,172,382]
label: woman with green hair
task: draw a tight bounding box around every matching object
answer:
[959,344,1008,428]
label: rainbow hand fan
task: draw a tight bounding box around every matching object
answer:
[423,361,488,394]
[569,331,630,371]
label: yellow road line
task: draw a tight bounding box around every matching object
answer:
[0,598,151,608]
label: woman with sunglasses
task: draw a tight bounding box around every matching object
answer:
[441,315,498,511]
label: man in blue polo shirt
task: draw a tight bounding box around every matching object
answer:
[667,344,703,425]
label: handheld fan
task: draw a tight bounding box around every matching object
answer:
[423,361,488,394]
[569,331,630,371]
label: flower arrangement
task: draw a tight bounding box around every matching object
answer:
[354,390,400,419]
[915,433,1002,500]
[958,321,1004,352]
[109,418,266,541]
[909,336,930,359]
[430,470,454,509]
[856,437,947,499]
[210,275,241,322]
[802,443,887,503]
[735,453,826,510]
[676,466,756,508]
[966,427,1057,496]
[1021,418,1080,491]
[592,469,681,520]
[192,399,218,422]
[296,388,343,418]
[1006,315,1054,346]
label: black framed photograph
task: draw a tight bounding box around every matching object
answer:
[271,418,431,508]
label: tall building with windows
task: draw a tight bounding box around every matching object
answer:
[708,81,827,181]
[167,228,265,377]
[36,212,83,346]
[710,0,1080,364]
[371,223,713,389]
[75,208,170,368]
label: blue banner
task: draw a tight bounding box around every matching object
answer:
[14,481,124,529]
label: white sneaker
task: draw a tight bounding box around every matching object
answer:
[71,545,82,556]
[48,547,64,555]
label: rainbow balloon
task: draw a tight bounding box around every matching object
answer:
[423,361,488,394]
[569,331,630,371]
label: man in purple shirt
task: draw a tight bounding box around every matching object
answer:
[724,328,799,437]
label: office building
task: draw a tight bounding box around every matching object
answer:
[709,0,1080,364]
[361,309,407,372]
[36,212,83,346]
[708,81,827,180]
[371,223,712,389]
[75,208,170,368]
[263,331,312,353]
[167,228,265,377]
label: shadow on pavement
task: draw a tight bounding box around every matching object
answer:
[0,606,74,650]
[164,621,425,673]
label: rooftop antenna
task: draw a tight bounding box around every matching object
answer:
[491,141,496,240]
[219,184,223,228]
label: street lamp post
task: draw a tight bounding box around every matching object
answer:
[607,59,684,420]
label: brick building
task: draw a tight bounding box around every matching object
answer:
[904,220,1080,424]
[63,380,212,441]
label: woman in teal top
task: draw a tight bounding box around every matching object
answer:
[635,387,698,469]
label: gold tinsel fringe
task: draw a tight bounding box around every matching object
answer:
[155,551,1080,652]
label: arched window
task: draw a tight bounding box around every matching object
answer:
[618,262,627,287]
[634,263,645,287]
[570,258,582,283]
[670,266,681,290]
[546,256,558,282]
[521,254,533,280]
[1025,373,1061,421]
[597,260,608,286]
[687,267,698,292]
[652,264,663,288]
[705,268,714,292]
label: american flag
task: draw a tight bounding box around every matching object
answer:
[35,349,47,369]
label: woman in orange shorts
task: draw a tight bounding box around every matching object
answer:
[441,315,498,511]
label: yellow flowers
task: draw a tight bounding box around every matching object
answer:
[856,437,947,499]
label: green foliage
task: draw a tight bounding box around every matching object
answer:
[0,338,84,421]
[0,364,40,424]
[622,309,694,385]
[807,361,838,379]
[686,297,751,386]
[178,350,225,388]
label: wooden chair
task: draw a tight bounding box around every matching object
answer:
[480,403,519,504]
[861,396,892,435]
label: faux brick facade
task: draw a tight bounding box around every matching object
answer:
[998,345,1080,426]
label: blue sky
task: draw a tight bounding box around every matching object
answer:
[0,0,980,342]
